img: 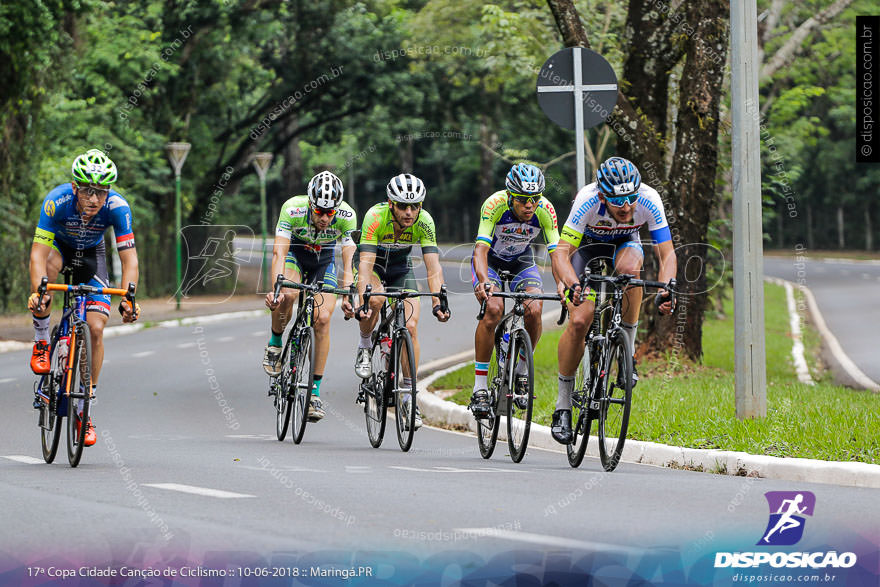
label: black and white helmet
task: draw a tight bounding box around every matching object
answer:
[307,171,344,209]
[386,173,426,204]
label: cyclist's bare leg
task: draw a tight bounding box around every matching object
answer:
[557,299,595,377]
[402,297,420,379]
[32,250,63,320]
[270,266,302,334]
[357,272,385,339]
[522,287,544,348]
[474,286,503,363]
[312,291,336,376]
[85,310,109,386]
[615,247,643,326]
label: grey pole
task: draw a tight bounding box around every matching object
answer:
[731,0,767,418]
[573,48,586,190]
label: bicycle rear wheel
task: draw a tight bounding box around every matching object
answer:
[506,330,533,463]
[364,336,388,448]
[274,335,295,441]
[290,326,314,445]
[597,331,632,471]
[567,343,595,468]
[393,329,417,452]
[476,343,502,459]
[40,327,63,463]
[66,322,92,467]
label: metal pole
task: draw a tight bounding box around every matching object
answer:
[175,173,182,310]
[731,0,766,419]
[573,48,586,189]
[259,176,268,293]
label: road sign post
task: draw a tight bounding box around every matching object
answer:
[731,0,767,419]
[165,142,191,310]
[252,152,273,293]
[536,47,618,189]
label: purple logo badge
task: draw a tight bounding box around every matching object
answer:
[758,491,816,546]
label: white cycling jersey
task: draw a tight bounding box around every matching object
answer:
[560,182,672,246]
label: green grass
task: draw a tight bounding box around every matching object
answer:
[430,283,880,464]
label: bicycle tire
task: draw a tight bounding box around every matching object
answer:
[290,326,314,445]
[393,329,418,452]
[274,334,295,441]
[476,341,502,459]
[364,335,388,448]
[66,321,92,467]
[40,326,63,463]
[597,331,632,471]
[567,343,595,468]
[506,329,533,463]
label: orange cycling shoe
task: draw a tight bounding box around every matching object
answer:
[78,414,97,447]
[30,340,51,374]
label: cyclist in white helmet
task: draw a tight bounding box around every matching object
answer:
[263,170,357,422]
[353,173,450,430]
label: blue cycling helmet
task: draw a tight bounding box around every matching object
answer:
[597,157,641,197]
[505,163,545,195]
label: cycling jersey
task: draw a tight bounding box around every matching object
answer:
[474,191,559,262]
[34,183,135,252]
[358,202,439,267]
[560,183,671,247]
[276,195,357,262]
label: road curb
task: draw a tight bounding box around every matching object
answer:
[0,309,267,354]
[418,360,880,488]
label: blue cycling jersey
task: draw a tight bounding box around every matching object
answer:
[35,183,135,251]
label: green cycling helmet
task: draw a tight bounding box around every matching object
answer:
[71,149,118,186]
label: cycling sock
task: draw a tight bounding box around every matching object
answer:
[269,330,282,347]
[33,315,50,342]
[473,361,489,391]
[358,332,372,349]
[556,374,575,411]
[621,321,638,357]
[515,350,528,376]
[312,375,322,396]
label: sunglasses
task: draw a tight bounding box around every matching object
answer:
[508,192,541,205]
[604,193,639,207]
[76,185,110,198]
[393,202,421,211]
[312,206,337,217]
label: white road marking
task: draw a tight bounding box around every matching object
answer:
[345,466,372,474]
[862,273,871,280]
[390,465,524,473]
[143,483,255,499]
[772,279,813,385]
[177,342,196,348]
[218,336,235,342]
[132,351,155,358]
[226,434,276,440]
[2,455,44,465]
[0,378,16,384]
[453,528,644,554]
[252,331,265,337]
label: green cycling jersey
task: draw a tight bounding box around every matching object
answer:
[275,195,357,247]
[358,202,439,266]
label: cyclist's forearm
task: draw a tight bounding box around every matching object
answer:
[29,242,51,292]
[472,245,490,285]
[552,242,579,286]
[340,244,355,288]
[655,241,677,284]
[357,253,376,298]
[118,248,139,291]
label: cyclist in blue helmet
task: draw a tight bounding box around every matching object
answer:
[550,156,677,444]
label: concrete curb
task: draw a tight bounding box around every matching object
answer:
[765,277,813,385]
[0,309,267,354]
[418,360,880,488]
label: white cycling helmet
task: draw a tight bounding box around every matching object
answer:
[386,173,426,204]
[307,171,344,209]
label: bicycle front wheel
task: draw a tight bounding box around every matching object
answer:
[476,341,502,459]
[274,335,295,441]
[392,329,418,452]
[364,337,388,448]
[66,322,92,468]
[40,327,63,463]
[290,327,314,445]
[597,332,633,471]
[567,342,595,468]
[506,330,533,463]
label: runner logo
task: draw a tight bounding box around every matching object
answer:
[758,491,815,546]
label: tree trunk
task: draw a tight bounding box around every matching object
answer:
[777,205,784,248]
[643,0,728,361]
[865,204,873,251]
[807,204,814,250]
[399,136,414,174]
[479,115,494,199]
[837,206,845,249]
[281,114,302,199]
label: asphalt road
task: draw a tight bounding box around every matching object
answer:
[1,262,877,583]
[763,255,880,385]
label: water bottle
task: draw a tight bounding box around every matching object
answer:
[498,332,509,368]
[57,335,69,369]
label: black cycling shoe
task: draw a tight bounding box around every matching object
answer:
[616,357,639,389]
[551,409,573,444]
[469,389,491,419]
